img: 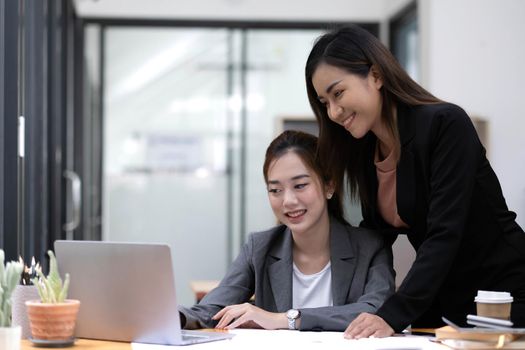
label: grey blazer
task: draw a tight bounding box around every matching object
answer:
[180,217,395,331]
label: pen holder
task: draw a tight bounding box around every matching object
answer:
[11,285,40,339]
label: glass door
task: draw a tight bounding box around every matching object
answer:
[103,27,234,305]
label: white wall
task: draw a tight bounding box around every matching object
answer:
[420,0,525,226]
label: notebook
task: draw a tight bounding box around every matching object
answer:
[54,240,234,345]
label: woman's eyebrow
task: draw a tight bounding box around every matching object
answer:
[317,80,342,101]
[291,174,310,181]
[267,174,310,184]
[325,79,343,94]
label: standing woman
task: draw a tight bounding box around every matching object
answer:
[305,25,525,337]
[180,130,394,331]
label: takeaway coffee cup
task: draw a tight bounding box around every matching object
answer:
[475,290,513,320]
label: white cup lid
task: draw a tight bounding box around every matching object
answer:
[474,290,513,303]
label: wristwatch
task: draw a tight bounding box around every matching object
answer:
[286,309,301,330]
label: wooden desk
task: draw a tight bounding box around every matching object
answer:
[21,338,131,349]
[412,328,436,335]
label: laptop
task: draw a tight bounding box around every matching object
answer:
[54,240,235,345]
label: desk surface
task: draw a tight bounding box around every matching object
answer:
[21,338,131,349]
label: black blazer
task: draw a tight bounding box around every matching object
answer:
[361,103,525,331]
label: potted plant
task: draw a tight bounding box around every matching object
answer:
[0,249,24,350]
[26,250,80,343]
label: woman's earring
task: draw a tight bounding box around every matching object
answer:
[327,192,333,199]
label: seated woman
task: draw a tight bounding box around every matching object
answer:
[180,130,394,331]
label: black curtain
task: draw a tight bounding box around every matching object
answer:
[0,0,21,261]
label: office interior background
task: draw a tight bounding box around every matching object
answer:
[1,0,524,306]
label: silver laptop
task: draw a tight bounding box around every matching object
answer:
[54,240,234,345]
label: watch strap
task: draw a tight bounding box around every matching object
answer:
[288,316,296,330]
[286,309,300,330]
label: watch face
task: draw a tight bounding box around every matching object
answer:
[287,309,299,319]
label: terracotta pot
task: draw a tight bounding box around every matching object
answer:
[25,299,80,340]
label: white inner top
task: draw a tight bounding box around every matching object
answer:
[292,261,333,309]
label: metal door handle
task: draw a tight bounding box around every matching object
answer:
[63,170,82,232]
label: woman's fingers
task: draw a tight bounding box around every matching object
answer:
[215,314,231,329]
[226,314,249,329]
[212,306,229,320]
[344,313,394,339]
[213,304,281,330]
[214,303,249,329]
[215,307,240,328]
[344,313,367,338]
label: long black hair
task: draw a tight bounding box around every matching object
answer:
[305,25,441,206]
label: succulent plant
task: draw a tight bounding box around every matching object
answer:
[0,249,24,327]
[33,250,70,303]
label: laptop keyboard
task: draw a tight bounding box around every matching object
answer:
[183,334,207,339]
[182,333,209,341]
[180,330,233,344]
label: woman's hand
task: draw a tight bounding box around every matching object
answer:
[212,303,287,330]
[344,313,394,339]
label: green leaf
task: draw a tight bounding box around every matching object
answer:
[31,250,70,304]
[0,249,23,327]
[47,251,63,302]
[58,273,70,302]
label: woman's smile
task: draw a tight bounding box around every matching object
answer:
[342,112,356,130]
[286,209,306,218]
[285,209,307,224]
